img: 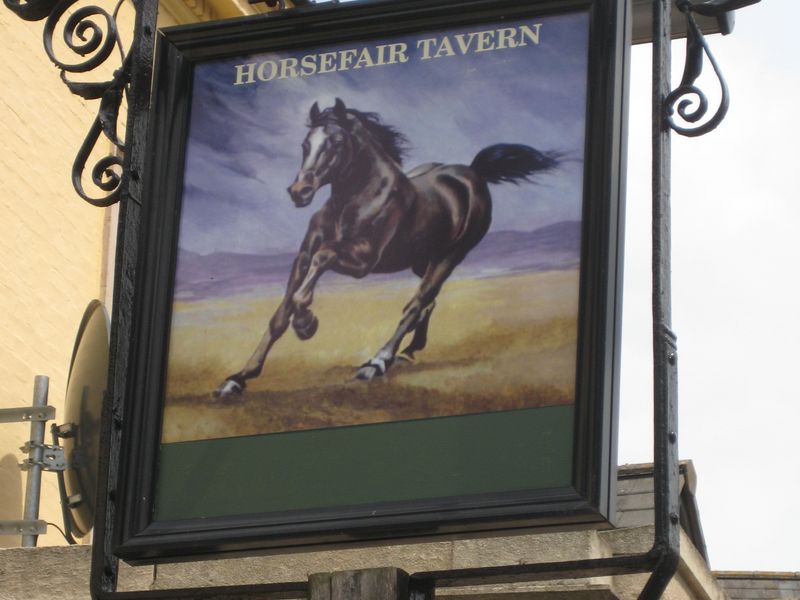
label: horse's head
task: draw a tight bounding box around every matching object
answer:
[288,98,354,208]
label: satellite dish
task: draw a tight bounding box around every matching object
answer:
[56,300,109,540]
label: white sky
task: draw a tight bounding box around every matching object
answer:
[618,0,800,572]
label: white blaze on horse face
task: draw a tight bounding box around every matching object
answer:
[302,127,328,174]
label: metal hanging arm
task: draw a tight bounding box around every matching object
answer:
[666,0,760,137]
[638,0,681,597]
[640,0,760,597]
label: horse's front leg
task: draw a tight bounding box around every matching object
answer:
[293,238,376,311]
[356,257,458,380]
[214,214,330,398]
[213,252,311,397]
[292,246,338,313]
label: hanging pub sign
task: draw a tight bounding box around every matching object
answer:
[111,0,629,562]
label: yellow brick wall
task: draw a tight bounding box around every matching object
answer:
[0,0,278,549]
[0,9,107,547]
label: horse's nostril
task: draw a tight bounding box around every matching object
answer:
[289,182,315,205]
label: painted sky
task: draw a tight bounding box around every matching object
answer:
[178,11,589,256]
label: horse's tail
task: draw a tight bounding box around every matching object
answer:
[470,143,560,185]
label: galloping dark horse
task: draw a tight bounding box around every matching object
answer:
[215,98,559,397]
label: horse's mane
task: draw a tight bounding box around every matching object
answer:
[312,107,409,165]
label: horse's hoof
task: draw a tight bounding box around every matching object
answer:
[397,351,416,363]
[355,365,380,380]
[213,379,244,398]
[355,358,387,380]
[293,312,319,340]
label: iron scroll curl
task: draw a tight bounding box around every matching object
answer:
[43,0,123,73]
[72,116,125,207]
[5,0,131,205]
[665,0,731,137]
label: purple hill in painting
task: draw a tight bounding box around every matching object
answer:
[174,220,581,300]
[459,220,580,276]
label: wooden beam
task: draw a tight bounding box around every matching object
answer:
[309,568,410,600]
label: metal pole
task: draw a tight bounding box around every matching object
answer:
[21,375,49,547]
[639,0,681,597]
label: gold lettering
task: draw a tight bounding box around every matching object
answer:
[386,43,409,64]
[338,48,358,71]
[496,27,518,50]
[235,25,539,87]
[416,37,438,60]
[518,23,542,46]
[434,36,456,59]
[301,54,318,77]
[256,60,278,82]
[279,57,299,79]
[318,51,337,74]
[475,30,496,52]
[454,32,477,54]
[234,62,257,85]
[354,47,376,69]
[375,44,387,65]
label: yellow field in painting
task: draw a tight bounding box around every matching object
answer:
[162,269,579,443]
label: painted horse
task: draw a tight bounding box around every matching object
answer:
[215,98,560,397]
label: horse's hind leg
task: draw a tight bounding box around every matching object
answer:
[398,301,435,361]
[356,257,459,380]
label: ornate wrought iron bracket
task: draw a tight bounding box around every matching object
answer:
[4,0,135,205]
[666,0,759,137]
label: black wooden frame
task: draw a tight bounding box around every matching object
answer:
[106,0,629,566]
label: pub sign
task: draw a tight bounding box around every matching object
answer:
[110,0,629,561]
